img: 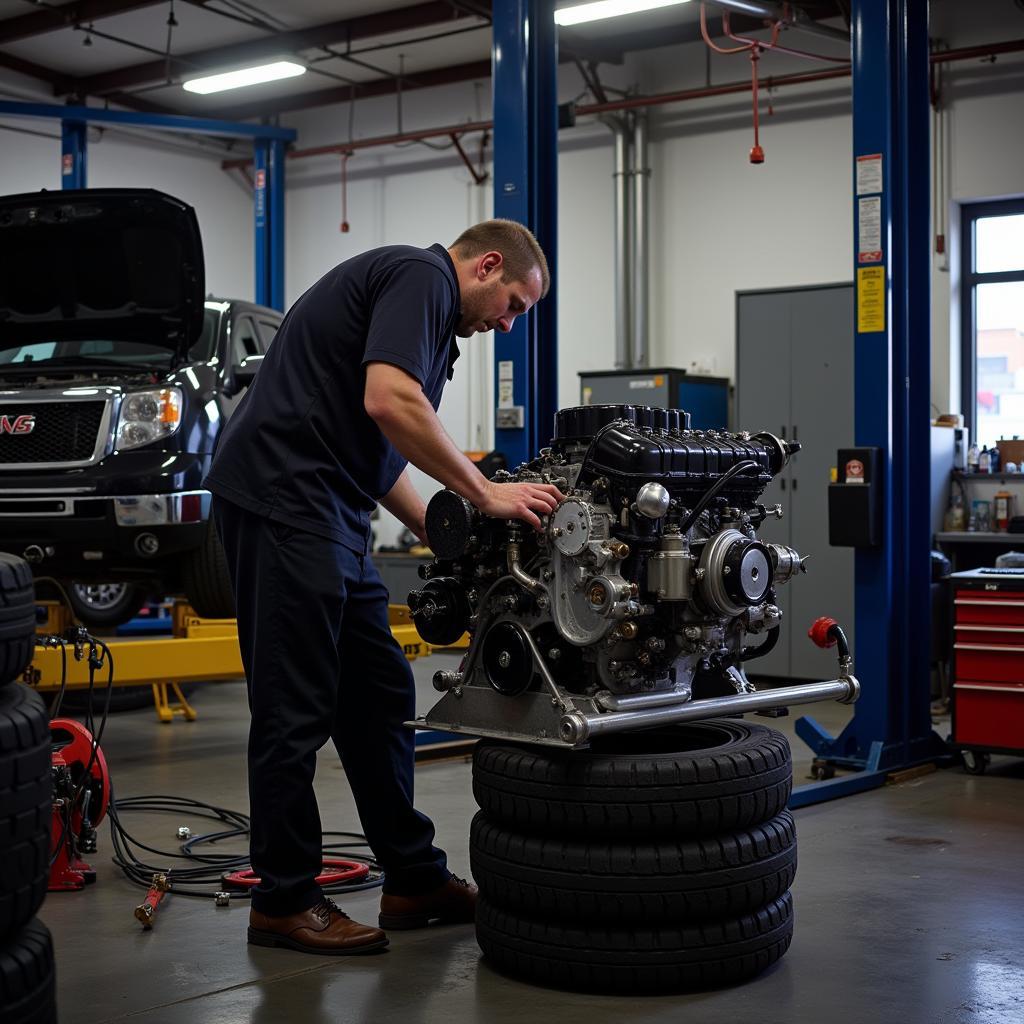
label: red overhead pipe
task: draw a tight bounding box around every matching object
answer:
[220,38,1024,171]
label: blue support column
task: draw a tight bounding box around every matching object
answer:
[792,0,944,797]
[60,119,87,189]
[267,139,286,311]
[492,0,559,465]
[253,140,269,308]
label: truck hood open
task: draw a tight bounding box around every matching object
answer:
[0,188,205,357]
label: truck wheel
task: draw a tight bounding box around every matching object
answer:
[0,685,50,942]
[473,721,792,839]
[0,555,35,688]
[476,892,793,994]
[68,582,147,629]
[470,810,797,924]
[0,920,56,1024]
[182,521,235,619]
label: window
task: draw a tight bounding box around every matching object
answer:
[257,319,280,349]
[962,199,1024,445]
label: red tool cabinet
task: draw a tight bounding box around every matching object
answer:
[950,568,1024,772]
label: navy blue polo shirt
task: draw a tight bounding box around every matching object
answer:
[204,243,461,552]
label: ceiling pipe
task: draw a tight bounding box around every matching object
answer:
[219,38,1024,170]
[706,0,850,43]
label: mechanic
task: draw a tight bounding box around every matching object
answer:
[204,220,562,955]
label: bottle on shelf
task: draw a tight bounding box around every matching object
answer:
[991,444,1001,474]
[944,491,967,532]
[968,442,980,472]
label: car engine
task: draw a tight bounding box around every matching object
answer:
[409,404,859,747]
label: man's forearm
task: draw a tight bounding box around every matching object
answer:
[372,389,488,505]
[379,468,427,541]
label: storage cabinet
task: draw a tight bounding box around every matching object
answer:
[950,569,1024,758]
[736,284,855,680]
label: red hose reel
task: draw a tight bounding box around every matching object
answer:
[49,718,110,892]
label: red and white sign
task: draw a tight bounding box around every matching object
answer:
[0,414,36,435]
[61,153,73,176]
[856,153,883,195]
[845,458,865,484]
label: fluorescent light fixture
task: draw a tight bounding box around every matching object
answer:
[555,0,691,27]
[183,61,305,95]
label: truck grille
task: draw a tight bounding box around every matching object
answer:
[0,401,107,465]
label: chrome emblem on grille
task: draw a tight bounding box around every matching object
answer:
[0,414,36,434]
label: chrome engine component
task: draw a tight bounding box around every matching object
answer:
[409,403,858,747]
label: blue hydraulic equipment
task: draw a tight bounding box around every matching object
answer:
[790,0,945,807]
[0,100,295,312]
[491,0,559,468]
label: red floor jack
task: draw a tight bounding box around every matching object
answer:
[49,718,110,891]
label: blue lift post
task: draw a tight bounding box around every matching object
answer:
[491,0,559,467]
[418,0,560,752]
[0,100,295,311]
[790,0,944,807]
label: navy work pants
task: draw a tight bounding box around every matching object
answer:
[212,496,448,915]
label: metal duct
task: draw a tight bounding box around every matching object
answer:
[631,111,650,369]
[602,115,632,369]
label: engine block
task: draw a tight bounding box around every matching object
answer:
[409,404,858,747]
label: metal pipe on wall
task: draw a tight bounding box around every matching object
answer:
[631,111,650,369]
[601,116,632,369]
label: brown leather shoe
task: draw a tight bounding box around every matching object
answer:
[248,897,388,955]
[378,875,478,930]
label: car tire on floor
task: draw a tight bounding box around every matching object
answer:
[0,684,51,941]
[470,810,797,924]
[0,920,57,1024]
[0,555,35,689]
[472,720,793,839]
[476,891,794,994]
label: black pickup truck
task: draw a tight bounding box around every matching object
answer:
[0,188,281,624]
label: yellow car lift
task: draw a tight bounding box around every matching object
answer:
[26,600,448,723]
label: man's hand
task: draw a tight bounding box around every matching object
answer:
[477,479,563,530]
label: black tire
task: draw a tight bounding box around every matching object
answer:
[0,556,35,688]
[0,685,50,941]
[182,521,235,619]
[67,582,147,629]
[0,920,57,1024]
[476,891,794,994]
[470,810,797,924]
[473,720,792,838]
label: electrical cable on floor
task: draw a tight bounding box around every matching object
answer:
[107,793,384,899]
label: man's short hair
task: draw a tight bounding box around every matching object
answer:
[450,219,550,297]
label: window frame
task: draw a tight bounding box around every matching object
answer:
[960,197,1024,438]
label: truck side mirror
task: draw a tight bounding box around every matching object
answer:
[231,353,264,392]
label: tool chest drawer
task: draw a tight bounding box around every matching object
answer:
[953,682,1024,748]
[954,590,1024,626]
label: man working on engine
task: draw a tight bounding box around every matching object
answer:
[204,220,562,955]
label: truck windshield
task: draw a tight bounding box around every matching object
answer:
[0,309,219,368]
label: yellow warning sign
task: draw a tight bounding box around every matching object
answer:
[857,266,885,333]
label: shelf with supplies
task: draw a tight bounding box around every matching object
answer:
[952,471,1024,482]
[935,531,1024,543]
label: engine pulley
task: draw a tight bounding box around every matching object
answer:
[407,578,470,646]
[425,490,476,560]
[698,528,775,616]
[550,498,595,556]
[482,621,534,696]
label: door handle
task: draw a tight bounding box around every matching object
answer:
[780,478,786,491]
[792,479,798,491]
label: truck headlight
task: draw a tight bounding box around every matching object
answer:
[116,388,183,451]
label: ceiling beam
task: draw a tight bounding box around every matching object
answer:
[205,58,493,121]
[63,1,477,97]
[0,51,75,93]
[0,0,165,45]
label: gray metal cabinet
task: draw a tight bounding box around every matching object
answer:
[736,284,855,680]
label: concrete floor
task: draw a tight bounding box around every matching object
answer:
[39,651,1024,1024]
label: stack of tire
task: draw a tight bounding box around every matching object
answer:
[470,718,796,994]
[0,554,57,1024]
